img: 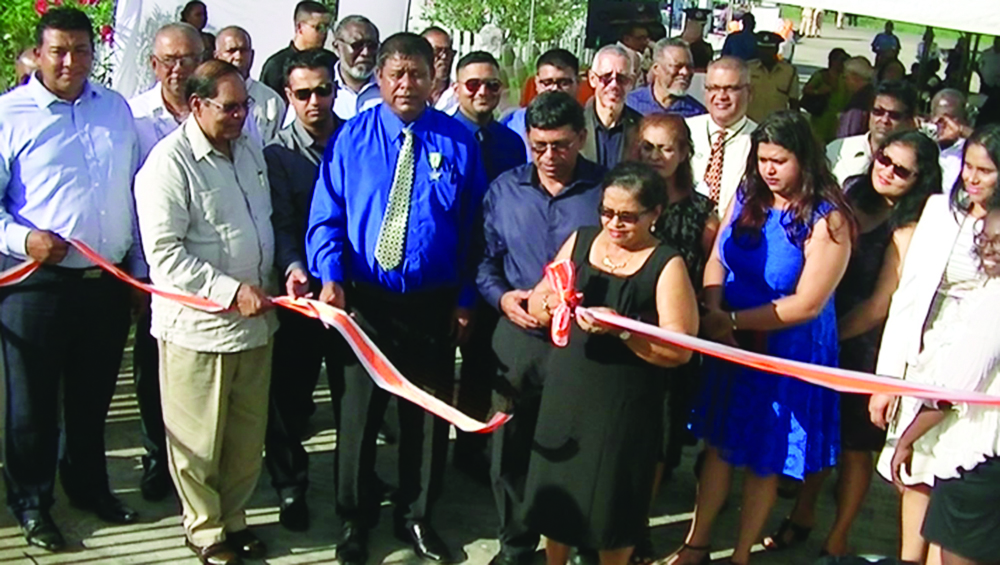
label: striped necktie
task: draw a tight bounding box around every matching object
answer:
[374,128,415,271]
[704,129,726,205]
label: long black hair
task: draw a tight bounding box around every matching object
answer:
[950,124,1000,215]
[736,110,856,246]
[847,129,941,230]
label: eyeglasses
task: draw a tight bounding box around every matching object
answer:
[463,78,502,94]
[874,149,914,180]
[338,38,379,53]
[433,46,455,59]
[203,96,254,115]
[538,77,576,89]
[292,83,334,100]
[599,205,650,224]
[595,72,633,87]
[153,54,201,68]
[529,139,576,155]
[705,83,748,94]
[871,107,907,121]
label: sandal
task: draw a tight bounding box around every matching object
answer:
[665,543,710,565]
[762,517,811,551]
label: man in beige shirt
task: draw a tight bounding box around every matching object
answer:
[746,32,800,123]
[134,60,277,565]
[215,26,287,144]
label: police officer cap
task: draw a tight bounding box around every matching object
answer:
[684,8,710,21]
[755,31,783,48]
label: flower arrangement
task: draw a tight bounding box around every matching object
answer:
[0,0,116,91]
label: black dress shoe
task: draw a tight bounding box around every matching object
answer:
[140,457,172,502]
[394,520,454,563]
[18,510,66,552]
[227,529,267,560]
[186,539,243,565]
[337,521,369,565]
[69,494,139,524]
[489,550,526,565]
[278,496,310,532]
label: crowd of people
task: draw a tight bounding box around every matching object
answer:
[2,3,1000,565]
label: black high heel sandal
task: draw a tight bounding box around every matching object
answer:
[761,517,812,551]
[666,543,710,565]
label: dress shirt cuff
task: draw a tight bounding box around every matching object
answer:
[457,284,477,309]
[318,260,343,286]
[209,274,243,309]
[4,223,32,258]
[481,281,512,312]
[285,261,307,277]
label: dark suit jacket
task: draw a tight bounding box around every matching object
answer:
[581,98,642,170]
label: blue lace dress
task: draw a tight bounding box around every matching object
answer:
[690,199,841,479]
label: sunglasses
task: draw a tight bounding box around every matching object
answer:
[599,206,649,224]
[871,107,907,121]
[874,149,914,180]
[595,72,633,87]
[203,96,254,115]
[538,77,575,89]
[463,78,502,94]
[292,83,334,100]
[339,38,378,53]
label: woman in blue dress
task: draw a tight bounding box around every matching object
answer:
[667,111,856,565]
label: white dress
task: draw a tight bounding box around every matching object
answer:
[876,215,987,486]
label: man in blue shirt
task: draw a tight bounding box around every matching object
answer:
[720,12,758,61]
[307,32,488,565]
[0,8,142,551]
[449,50,527,484]
[500,49,581,157]
[478,91,605,565]
[626,38,707,118]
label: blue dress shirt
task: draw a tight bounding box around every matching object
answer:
[499,108,531,161]
[721,30,759,61]
[453,110,528,182]
[626,85,707,117]
[0,75,142,271]
[307,104,488,307]
[477,158,605,310]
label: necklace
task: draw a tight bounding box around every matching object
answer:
[602,254,629,272]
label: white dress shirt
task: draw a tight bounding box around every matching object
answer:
[688,113,756,213]
[134,117,278,353]
[0,75,142,270]
[940,138,966,195]
[433,86,459,115]
[332,62,381,121]
[246,78,286,144]
[827,133,873,186]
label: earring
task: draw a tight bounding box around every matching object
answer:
[650,223,657,233]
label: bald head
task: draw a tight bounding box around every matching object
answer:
[154,23,203,56]
[592,44,634,76]
[215,26,254,78]
[707,56,749,85]
[151,23,205,99]
[930,88,971,145]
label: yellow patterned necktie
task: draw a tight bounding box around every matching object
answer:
[374,128,415,270]
[705,129,726,206]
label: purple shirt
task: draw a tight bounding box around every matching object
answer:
[626,85,707,117]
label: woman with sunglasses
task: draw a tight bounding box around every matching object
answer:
[763,129,941,557]
[668,110,855,565]
[870,124,1000,565]
[888,208,1000,565]
[521,162,699,565]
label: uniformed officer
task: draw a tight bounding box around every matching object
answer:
[682,8,714,71]
[745,31,800,123]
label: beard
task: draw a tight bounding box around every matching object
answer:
[344,62,375,81]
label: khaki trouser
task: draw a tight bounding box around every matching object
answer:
[159,340,272,547]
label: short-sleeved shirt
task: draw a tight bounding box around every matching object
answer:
[746,59,801,123]
[626,85,707,117]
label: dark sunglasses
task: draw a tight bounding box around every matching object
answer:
[595,72,633,87]
[339,38,379,53]
[871,107,906,121]
[463,78,502,93]
[599,206,649,224]
[292,83,334,100]
[874,149,914,180]
[538,77,575,89]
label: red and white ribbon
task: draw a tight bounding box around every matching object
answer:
[545,259,581,348]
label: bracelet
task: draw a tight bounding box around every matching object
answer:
[729,310,738,331]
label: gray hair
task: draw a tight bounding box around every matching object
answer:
[592,44,634,75]
[154,22,203,54]
[335,14,378,40]
[653,37,692,63]
[707,56,749,84]
[843,56,874,81]
[931,88,969,123]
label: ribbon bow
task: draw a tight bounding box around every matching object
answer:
[544,259,581,347]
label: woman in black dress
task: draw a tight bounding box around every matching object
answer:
[763,129,942,556]
[522,163,700,565]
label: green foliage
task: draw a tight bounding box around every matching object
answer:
[423,0,584,42]
[0,0,116,92]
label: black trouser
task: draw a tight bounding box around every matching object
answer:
[133,306,167,477]
[265,306,345,500]
[454,301,499,456]
[0,257,131,514]
[335,284,455,525]
[490,319,551,557]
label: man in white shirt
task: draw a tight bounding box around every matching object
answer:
[827,80,917,185]
[688,56,756,213]
[331,15,381,120]
[135,60,277,565]
[422,26,459,114]
[215,26,286,143]
[929,89,973,194]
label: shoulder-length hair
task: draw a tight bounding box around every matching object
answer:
[735,110,856,246]
[950,123,1000,215]
[632,114,696,194]
[847,129,941,230]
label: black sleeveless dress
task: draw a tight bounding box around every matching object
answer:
[522,227,680,550]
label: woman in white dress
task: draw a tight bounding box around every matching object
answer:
[870,124,1000,565]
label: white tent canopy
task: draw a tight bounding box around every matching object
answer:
[778,1,1000,36]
